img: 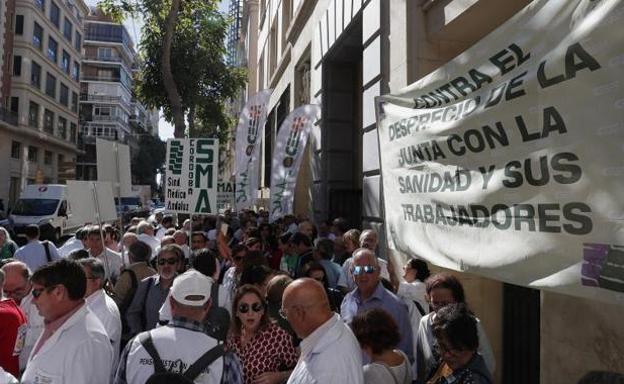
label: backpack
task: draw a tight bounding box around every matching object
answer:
[139,331,225,384]
[205,283,230,342]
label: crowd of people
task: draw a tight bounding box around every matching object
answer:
[0,210,495,384]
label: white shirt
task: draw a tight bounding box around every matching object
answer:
[91,248,124,282]
[397,281,429,315]
[15,240,61,271]
[287,313,364,384]
[57,237,84,258]
[21,305,114,384]
[18,293,45,372]
[155,227,167,240]
[119,325,223,384]
[86,290,122,377]
[137,234,160,258]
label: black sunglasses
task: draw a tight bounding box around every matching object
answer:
[238,302,264,314]
[158,258,178,266]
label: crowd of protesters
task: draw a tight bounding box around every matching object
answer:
[0,209,495,384]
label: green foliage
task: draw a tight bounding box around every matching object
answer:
[132,134,166,190]
[98,0,246,138]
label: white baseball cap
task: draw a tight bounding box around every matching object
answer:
[170,270,212,306]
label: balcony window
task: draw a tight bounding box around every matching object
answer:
[28,146,38,163]
[50,1,60,28]
[71,92,78,113]
[33,22,43,50]
[63,18,72,41]
[29,102,40,128]
[60,83,69,106]
[13,56,22,76]
[70,123,77,143]
[72,61,79,81]
[10,97,19,114]
[74,31,81,51]
[61,50,70,74]
[15,15,24,35]
[44,109,54,134]
[58,116,67,139]
[11,141,21,159]
[31,61,42,88]
[44,151,53,165]
[47,36,58,63]
[45,73,56,98]
[34,0,45,12]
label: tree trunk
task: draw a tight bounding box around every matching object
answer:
[188,104,196,137]
[162,0,185,138]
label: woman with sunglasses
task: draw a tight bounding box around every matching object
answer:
[227,284,298,384]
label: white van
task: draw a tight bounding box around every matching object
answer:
[10,184,81,243]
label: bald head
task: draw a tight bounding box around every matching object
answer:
[353,248,378,267]
[283,278,332,338]
[1,261,32,302]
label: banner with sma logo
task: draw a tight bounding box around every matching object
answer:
[165,138,219,214]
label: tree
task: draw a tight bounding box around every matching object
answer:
[131,134,166,192]
[99,0,245,139]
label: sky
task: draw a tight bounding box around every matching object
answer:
[84,0,231,141]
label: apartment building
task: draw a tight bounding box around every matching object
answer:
[0,0,88,207]
[76,7,152,182]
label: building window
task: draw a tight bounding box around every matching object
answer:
[11,141,21,159]
[98,47,113,60]
[33,22,43,50]
[70,123,77,143]
[47,36,58,63]
[44,109,54,134]
[72,61,79,81]
[45,73,56,98]
[63,18,72,41]
[60,83,69,106]
[71,92,78,113]
[28,146,38,162]
[34,0,45,12]
[61,50,70,74]
[74,31,81,51]
[31,61,42,88]
[50,1,60,28]
[58,116,67,139]
[10,97,19,114]
[13,56,22,76]
[15,15,24,35]
[44,150,53,165]
[29,102,40,128]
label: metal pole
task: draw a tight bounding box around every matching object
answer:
[114,142,126,266]
[91,182,112,282]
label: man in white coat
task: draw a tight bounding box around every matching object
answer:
[282,278,364,384]
[21,259,113,384]
[79,257,122,376]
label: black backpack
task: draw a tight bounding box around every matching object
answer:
[139,331,225,384]
[204,283,231,342]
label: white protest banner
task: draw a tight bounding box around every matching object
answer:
[165,138,219,214]
[375,0,624,303]
[96,138,132,197]
[66,181,117,224]
[235,89,272,211]
[217,181,236,212]
[269,105,320,222]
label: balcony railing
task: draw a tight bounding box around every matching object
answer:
[0,107,18,126]
[83,54,123,63]
[80,94,132,111]
[81,74,122,83]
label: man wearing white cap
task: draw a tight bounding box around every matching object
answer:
[114,270,243,384]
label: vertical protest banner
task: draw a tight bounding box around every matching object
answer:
[375,0,624,303]
[234,89,272,211]
[96,138,133,197]
[165,138,219,214]
[217,181,236,212]
[269,105,320,222]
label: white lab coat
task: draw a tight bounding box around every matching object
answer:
[21,305,114,384]
[86,290,122,377]
[18,292,44,372]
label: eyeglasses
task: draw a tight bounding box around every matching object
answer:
[4,284,30,297]
[32,285,59,298]
[352,265,376,276]
[158,258,178,266]
[238,302,264,314]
